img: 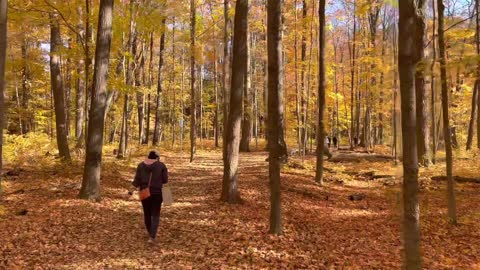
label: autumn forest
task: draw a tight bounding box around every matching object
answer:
[0,0,479,269]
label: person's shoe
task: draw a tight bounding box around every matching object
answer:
[147,237,155,245]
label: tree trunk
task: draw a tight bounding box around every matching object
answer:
[79,0,114,201]
[267,0,287,235]
[476,0,480,150]
[300,0,307,154]
[349,8,356,148]
[415,1,430,166]
[49,14,71,161]
[466,84,478,150]
[223,0,230,162]
[190,0,197,162]
[21,38,31,134]
[117,2,136,158]
[437,0,457,225]
[153,18,167,146]
[431,0,437,163]
[76,57,85,146]
[221,0,248,204]
[214,46,219,148]
[135,38,146,145]
[0,0,7,199]
[398,1,422,268]
[314,0,327,186]
[240,21,252,152]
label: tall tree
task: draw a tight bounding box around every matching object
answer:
[315,0,326,185]
[221,0,248,204]
[0,0,7,199]
[437,0,457,225]
[398,0,422,268]
[267,0,287,235]
[79,0,114,200]
[431,0,437,163]
[467,0,479,150]
[190,0,197,162]
[222,0,230,161]
[414,0,430,166]
[349,3,356,149]
[117,0,136,159]
[240,17,252,152]
[49,13,71,161]
[153,17,167,146]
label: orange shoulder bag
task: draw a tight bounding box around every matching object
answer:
[138,172,152,201]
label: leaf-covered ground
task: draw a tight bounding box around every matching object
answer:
[1,146,479,269]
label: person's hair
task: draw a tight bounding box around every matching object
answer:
[148,150,160,160]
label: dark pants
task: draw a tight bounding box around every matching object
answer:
[141,193,163,239]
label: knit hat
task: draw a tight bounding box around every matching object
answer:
[148,150,160,160]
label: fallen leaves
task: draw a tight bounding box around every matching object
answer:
[0,147,479,269]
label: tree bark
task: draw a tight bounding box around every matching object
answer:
[398,0,422,268]
[221,0,248,204]
[267,0,287,235]
[0,0,7,199]
[222,0,230,163]
[79,0,114,201]
[315,0,327,185]
[431,0,437,163]
[49,14,71,160]
[240,20,252,152]
[153,18,167,146]
[135,37,146,145]
[466,82,478,150]
[190,0,197,162]
[349,6,356,148]
[415,0,431,166]
[437,0,457,225]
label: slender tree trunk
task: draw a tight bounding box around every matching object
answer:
[50,14,71,160]
[117,2,135,158]
[222,0,248,204]
[294,0,300,153]
[300,0,307,154]
[146,32,154,144]
[65,52,72,138]
[0,0,7,199]
[467,83,478,150]
[398,1,422,268]
[267,0,287,235]
[76,58,85,145]
[190,0,197,162]
[83,0,92,146]
[135,38,146,145]
[315,0,326,185]
[153,18,167,146]
[438,0,457,225]
[214,46,219,148]
[431,0,437,163]
[240,21,252,152]
[476,0,480,150]
[20,38,31,134]
[79,0,114,201]
[349,8,356,148]
[223,0,230,162]
[415,1,430,166]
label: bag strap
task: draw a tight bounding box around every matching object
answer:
[147,171,153,188]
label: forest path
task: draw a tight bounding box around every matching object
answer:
[1,147,479,269]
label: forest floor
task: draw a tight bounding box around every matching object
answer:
[1,143,480,269]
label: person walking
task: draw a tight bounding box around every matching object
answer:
[332,136,338,148]
[132,150,169,244]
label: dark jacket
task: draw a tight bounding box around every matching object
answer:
[132,159,168,195]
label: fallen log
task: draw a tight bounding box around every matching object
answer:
[431,175,480,184]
